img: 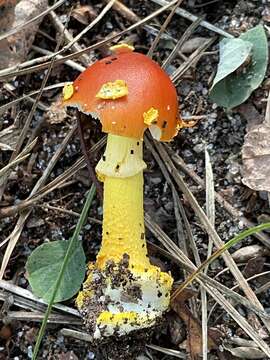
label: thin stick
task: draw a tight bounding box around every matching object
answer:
[0,0,182,80]
[149,0,234,38]
[202,148,215,360]
[162,16,203,69]
[147,0,184,58]
[155,142,270,332]
[169,148,270,248]
[0,126,76,277]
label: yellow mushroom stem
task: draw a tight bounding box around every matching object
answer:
[77,133,173,339]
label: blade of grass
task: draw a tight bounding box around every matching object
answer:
[32,184,96,360]
[172,222,270,300]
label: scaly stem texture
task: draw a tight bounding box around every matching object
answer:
[97,172,150,268]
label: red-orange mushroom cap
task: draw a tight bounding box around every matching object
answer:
[63,48,181,141]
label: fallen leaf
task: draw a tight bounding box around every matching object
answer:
[171,289,220,359]
[0,0,16,33]
[71,5,97,25]
[210,25,268,109]
[243,256,265,278]
[231,245,267,262]
[224,345,265,359]
[26,240,86,303]
[242,122,270,192]
[0,0,48,69]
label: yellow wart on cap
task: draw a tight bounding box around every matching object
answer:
[110,43,135,54]
[143,107,159,126]
[96,80,128,100]
[63,83,74,100]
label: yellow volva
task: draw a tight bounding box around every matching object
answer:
[62,43,184,340]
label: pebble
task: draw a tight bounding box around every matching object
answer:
[150,176,162,185]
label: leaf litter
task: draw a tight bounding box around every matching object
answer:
[1,0,270,359]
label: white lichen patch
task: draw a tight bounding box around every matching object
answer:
[96,80,128,100]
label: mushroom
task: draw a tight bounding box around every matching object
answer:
[63,44,183,340]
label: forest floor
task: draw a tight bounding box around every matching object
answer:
[1,0,270,359]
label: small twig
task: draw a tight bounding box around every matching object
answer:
[147,0,184,58]
[0,0,182,80]
[0,136,106,219]
[49,10,90,66]
[202,148,215,360]
[0,280,79,317]
[149,0,234,38]
[146,344,186,358]
[0,0,66,42]
[5,311,82,325]
[0,83,68,115]
[37,203,102,225]
[169,147,270,249]
[106,0,141,24]
[32,45,85,72]
[171,37,216,83]
[61,328,93,342]
[162,16,203,69]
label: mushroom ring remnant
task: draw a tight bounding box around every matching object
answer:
[63,44,183,340]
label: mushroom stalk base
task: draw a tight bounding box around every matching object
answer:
[77,134,173,339]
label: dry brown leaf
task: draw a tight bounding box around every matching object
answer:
[171,289,220,359]
[0,0,48,69]
[231,245,267,263]
[0,0,16,33]
[224,345,265,359]
[243,256,265,278]
[242,122,270,192]
[71,4,97,25]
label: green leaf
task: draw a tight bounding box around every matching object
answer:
[211,38,253,88]
[26,240,86,303]
[210,25,268,109]
[31,184,96,360]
